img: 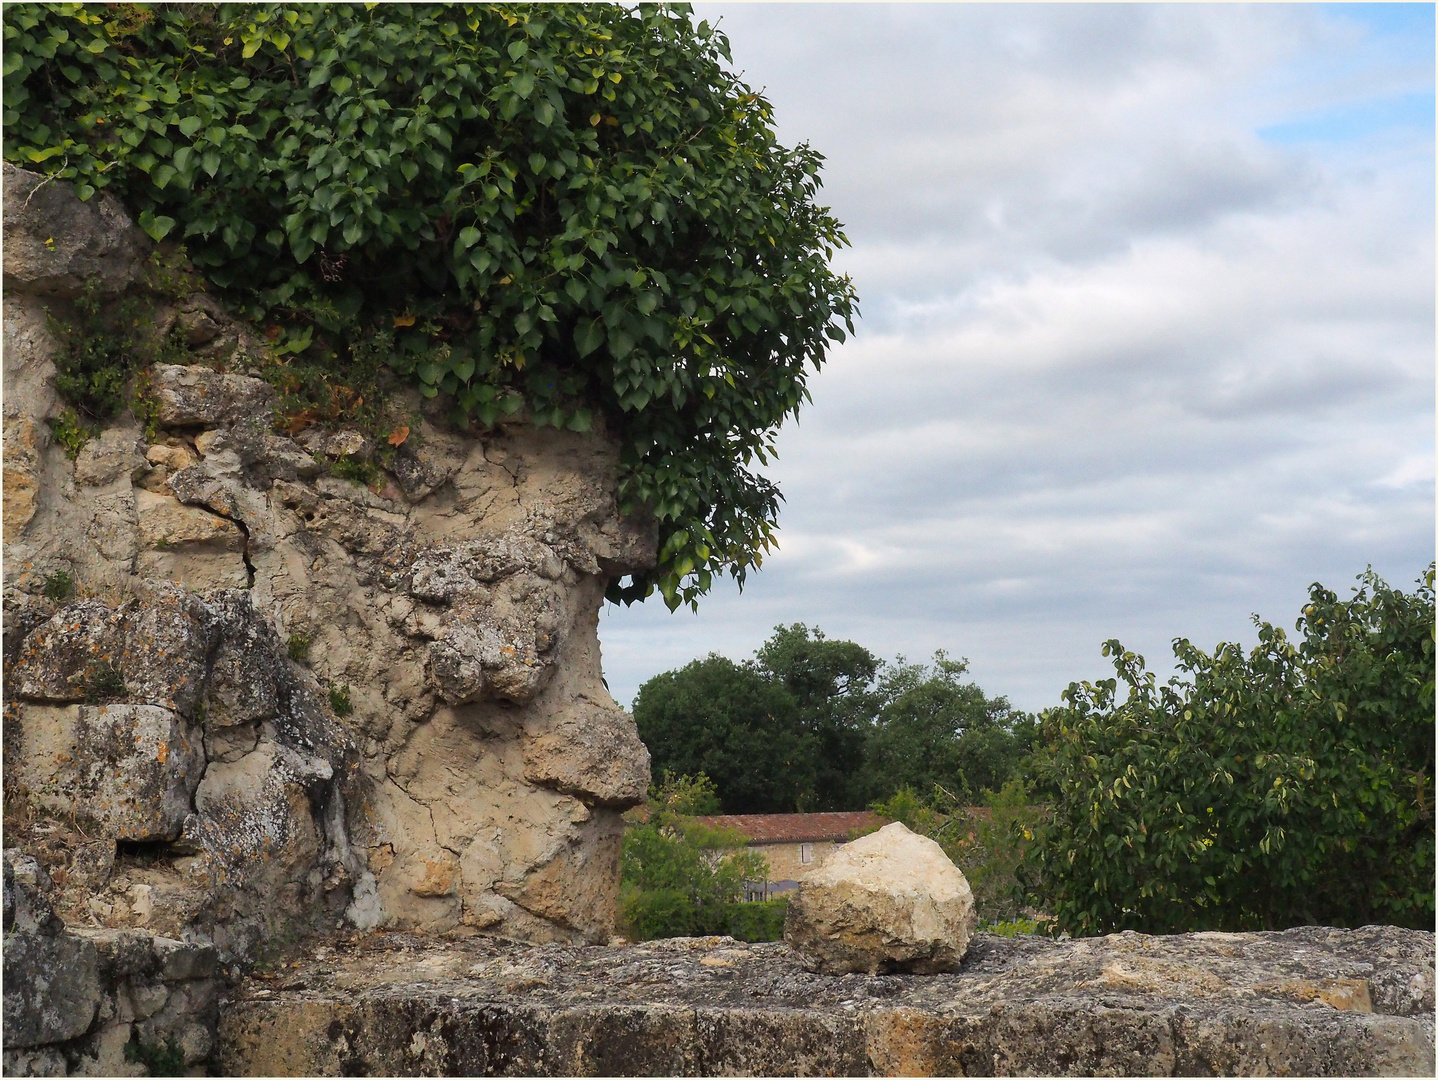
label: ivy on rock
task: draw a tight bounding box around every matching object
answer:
[4,2,857,608]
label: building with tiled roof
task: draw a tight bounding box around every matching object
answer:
[694,811,891,900]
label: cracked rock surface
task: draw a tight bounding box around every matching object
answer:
[3,157,657,1039]
[216,925,1435,1077]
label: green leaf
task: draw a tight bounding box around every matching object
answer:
[152,164,177,189]
[574,318,605,358]
[177,115,202,138]
[139,212,177,241]
[458,226,481,249]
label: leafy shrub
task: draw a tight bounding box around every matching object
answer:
[4,3,857,611]
[41,569,75,602]
[722,897,787,942]
[45,276,188,435]
[124,1032,185,1077]
[620,774,768,940]
[286,634,311,662]
[48,408,95,461]
[870,778,1045,924]
[1024,567,1435,935]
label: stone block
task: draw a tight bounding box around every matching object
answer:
[150,364,274,427]
[2,162,149,298]
[117,586,220,718]
[73,426,145,487]
[69,704,205,841]
[522,697,650,807]
[202,591,284,727]
[784,821,977,975]
[12,600,126,703]
[2,928,101,1047]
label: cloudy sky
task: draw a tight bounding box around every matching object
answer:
[599,2,1435,713]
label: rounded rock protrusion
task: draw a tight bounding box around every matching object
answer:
[783,821,978,975]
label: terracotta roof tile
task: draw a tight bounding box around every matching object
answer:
[693,811,890,844]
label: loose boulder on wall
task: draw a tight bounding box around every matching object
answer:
[784,821,978,975]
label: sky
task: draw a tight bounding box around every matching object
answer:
[599,2,1436,714]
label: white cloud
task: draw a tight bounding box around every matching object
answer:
[599,3,1434,713]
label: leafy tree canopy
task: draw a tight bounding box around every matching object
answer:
[861,652,1036,804]
[2,2,856,608]
[619,773,774,940]
[1025,567,1436,936]
[633,625,1034,813]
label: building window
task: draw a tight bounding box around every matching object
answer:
[800,843,814,864]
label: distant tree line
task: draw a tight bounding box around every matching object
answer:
[632,624,1036,814]
[628,567,1435,937]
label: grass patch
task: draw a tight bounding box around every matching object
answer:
[42,569,75,602]
[287,634,311,662]
[124,1032,185,1077]
[328,684,353,717]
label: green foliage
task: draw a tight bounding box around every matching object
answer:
[124,1032,185,1077]
[4,2,857,611]
[756,624,881,811]
[620,773,768,940]
[48,407,95,460]
[325,454,381,488]
[720,896,787,942]
[46,271,189,431]
[635,627,1034,813]
[82,661,126,703]
[286,633,311,662]
[870,778,1045,924]
[1025,567,1436,936]
[634,652,810,813]
[978,917,1046,937]
[861,653,1036,804]
[328,684,353,717]
[41,569,75,602]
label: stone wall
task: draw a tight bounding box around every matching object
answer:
[3,163,656,1069]
[215,925,1435,1076]
[5,850,223,1076]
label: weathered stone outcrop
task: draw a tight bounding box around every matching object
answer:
[3,162,657,1069]
[4,850,222,1076]
[214,926,1435,1077]
[785,821,978,975]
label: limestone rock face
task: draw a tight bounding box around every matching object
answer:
[1,161,150,298]
[3,162,658,996]
[2,851,102,1049]
[784,821,978,975]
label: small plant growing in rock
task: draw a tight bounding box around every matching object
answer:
[123,1032,185,1077]
[41,569,75,602]
[328,684,353,717]
[82,662,127,703]
[287,633,311,662]
[327,455,381,489]
[48,408,94,460]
